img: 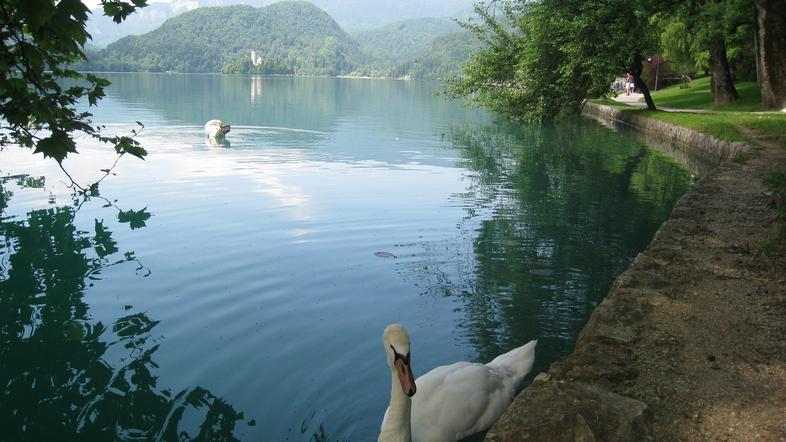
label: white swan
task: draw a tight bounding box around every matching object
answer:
[379,324,537,442]
[204,119,231,138]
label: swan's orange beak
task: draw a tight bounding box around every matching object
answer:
[395,358,416,397]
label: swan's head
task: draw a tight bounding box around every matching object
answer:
[205,120,231,137]
[383,324,416,397]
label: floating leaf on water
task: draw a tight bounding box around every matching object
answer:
[374,251,395,258]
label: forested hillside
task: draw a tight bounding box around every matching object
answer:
[353,18,460,72]
[84,0,476,48]
[81,1,480,80]
[84,1,364,76]
[349,19,480,80]
[391,30,480,80]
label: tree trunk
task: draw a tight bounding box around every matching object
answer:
[709,39,739,105]
[630,53,656,111]
[634,72,656,111]
[754,0,786,109]
[753,5,763,86]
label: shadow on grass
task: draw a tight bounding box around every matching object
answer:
[650,77,765,112]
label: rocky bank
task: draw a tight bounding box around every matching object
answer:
[485,104,786,441]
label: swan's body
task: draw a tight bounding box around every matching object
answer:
[379,324,537,442]
[204,119,231,138]
[410,341,537,441]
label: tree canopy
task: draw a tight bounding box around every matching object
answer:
[0,0,148,188]
[451,0,786,119]
[450,0,664,120]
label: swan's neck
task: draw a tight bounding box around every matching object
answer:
[379,369,412,442]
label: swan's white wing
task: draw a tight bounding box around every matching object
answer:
[411,362,515,441]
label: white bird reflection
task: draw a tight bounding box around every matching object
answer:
[250,76,263,104]
[206,137,230,148]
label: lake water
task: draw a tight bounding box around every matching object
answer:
[0,74,693,441]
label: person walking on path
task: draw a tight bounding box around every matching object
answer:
[625,72,634,96]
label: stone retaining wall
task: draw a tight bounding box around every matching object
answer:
[581,102,749,163]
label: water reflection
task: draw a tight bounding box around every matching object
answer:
[206,137,231,148]
[7,75,697,440]
[594,117,718,176]
[97,74,486,138]
[400,119,693,365]
[250,76,263,104]
[0,176,248,440]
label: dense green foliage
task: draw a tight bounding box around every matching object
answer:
[450,1,663,120]
[654,0,753,104]
[452,0,784,117]
[83,1,365,76]
[658,0,755,81]
[0,0,147,176]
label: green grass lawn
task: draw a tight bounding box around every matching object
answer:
[588,97,635,109]
[648,76,766,112]
[608,76,786,148]
[591,77,786,148]
[634,110,786,149]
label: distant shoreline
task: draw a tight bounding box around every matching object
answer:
[75,71,425,81]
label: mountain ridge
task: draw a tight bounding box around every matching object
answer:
[86,0,476,48]
[81,1,482,80]
[84,2,365,76]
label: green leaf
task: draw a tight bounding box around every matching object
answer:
[57,0,90,23]
[102,1,141,23]
[33,130,78,163]
[115,137,147,159]
[17,0,55,30]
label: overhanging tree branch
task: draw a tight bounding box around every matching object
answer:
[0,0,149,189]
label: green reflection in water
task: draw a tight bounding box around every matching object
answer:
[0,177,247,441]
[413,118,694,365]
